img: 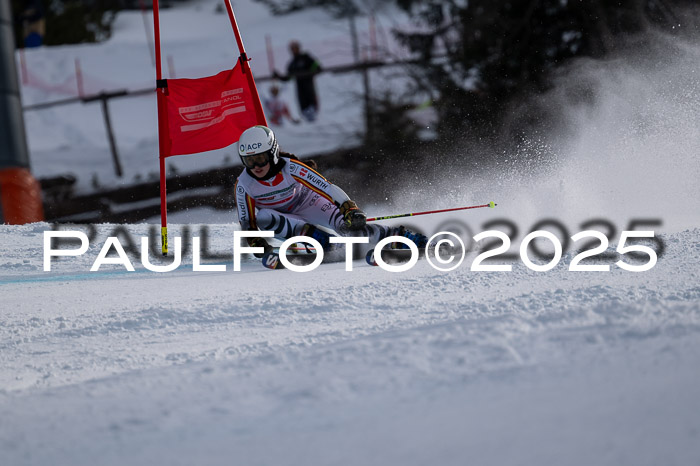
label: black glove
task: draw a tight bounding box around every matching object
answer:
[247,236,273,259]
[340,200,366,230]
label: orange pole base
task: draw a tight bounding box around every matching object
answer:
[0,167,45,224]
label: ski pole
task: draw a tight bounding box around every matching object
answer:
[366,202,496,222]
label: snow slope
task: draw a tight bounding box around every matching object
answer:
[1,223,699,465]
[3,1,700,464]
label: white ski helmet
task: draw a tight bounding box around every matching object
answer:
[237,125,279,169]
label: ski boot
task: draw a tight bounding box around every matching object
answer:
[388,225,428,249]
[300,223,333,250]
[365,226,428,266]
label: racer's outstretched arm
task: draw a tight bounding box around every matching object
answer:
[289,160,367,230]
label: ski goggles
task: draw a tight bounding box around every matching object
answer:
[241,151,272,169]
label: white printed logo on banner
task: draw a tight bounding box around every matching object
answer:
[177,88,247,132]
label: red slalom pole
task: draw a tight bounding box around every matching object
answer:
[367,202,497,222]
[223,0,267,125]
[152,0,170,255]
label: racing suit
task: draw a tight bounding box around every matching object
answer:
[235,157,386,243]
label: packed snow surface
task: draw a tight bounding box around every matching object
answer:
[1,223,700,465]
[4,0,700,464]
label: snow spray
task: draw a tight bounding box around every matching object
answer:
[393,30,700,236]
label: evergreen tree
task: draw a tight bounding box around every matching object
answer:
[393,0,688,138]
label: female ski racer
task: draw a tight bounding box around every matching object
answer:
[234,125,427,259]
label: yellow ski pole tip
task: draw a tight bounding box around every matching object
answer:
[489,201,496,208]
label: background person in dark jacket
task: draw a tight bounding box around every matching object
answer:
[274,41,321,122]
